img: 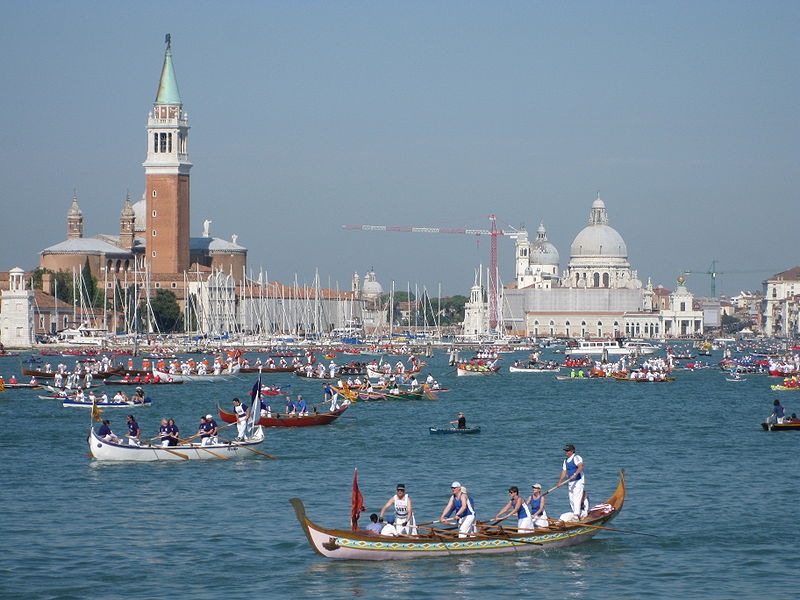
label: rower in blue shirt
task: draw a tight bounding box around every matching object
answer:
[285,395,296,415]
[98,419,120,443]
[126,414,141,446]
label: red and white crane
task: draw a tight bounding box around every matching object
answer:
[342,215,519,332]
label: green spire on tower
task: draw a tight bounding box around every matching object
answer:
[155,33,182,105]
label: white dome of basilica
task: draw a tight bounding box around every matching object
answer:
[529,223,560,266]
[569,197,628,259]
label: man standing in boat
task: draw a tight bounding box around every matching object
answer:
[379,484,416,535]
[556,444,586,519]
[232,398,250,440]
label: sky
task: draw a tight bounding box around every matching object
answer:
[1,1,797,299]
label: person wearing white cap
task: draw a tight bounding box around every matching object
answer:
[439,481,476,538]
[527,483,549,527]
[556,444,586,519]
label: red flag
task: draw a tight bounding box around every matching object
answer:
[351,468,366,531]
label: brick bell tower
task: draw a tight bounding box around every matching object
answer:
[143,34,192,274]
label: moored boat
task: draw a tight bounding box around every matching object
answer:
[217,404,348,428]
[291,470,625,560]
[87,426,266,460]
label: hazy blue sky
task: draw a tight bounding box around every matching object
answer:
[1,1,797,298]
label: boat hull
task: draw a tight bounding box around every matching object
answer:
[87,427,265,461]
[152,367,239,383]
[429,426,481,434]
[291,471,625,560]
[217,405,348,427]
[762,421,800,431]
[64,398,151,408]
[509,366,560,373]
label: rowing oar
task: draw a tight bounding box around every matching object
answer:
[414,524,542,546]
[176,437,229,460]
[546,518,658,537]
[216,436,276,459]
[140,440,189,460]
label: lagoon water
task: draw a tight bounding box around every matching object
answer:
[0,349,796,600]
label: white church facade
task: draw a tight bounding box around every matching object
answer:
[464,195,704,340]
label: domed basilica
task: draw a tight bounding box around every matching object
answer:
[468,194,704,339]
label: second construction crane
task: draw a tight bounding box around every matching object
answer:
[342,215,519,332]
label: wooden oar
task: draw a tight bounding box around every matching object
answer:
[140,440,189,460]
[176,437,229,459]
[414,524,542,546]
[546,518,657,537]
[217,436,276,459]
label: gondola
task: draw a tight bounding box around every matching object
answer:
[429,426,481,434]
[291,470,626,560]
[151,367,239,383]
[22,367,123,380]
[87,426,265,461]
[216,404,348,428]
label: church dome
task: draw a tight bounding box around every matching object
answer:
[569,196,628,259]
[570,224,628,258]
[362,270,383,298]
[529,223,559,266]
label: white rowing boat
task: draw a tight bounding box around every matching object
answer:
[87,426,265,461]
[151,365,240,383]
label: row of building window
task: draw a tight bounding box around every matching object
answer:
[104,281,178,289]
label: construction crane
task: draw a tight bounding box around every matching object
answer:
[342,215,519,332]
[682,260,776,298]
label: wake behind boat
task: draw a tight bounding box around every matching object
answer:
[291,470,626,560]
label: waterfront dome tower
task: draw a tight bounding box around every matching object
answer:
[566,194,640,289]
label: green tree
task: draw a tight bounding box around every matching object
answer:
[140,289,184,333]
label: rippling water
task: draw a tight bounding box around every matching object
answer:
[0,350,796,599]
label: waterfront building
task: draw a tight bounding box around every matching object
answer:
[32,36,362,338]
[762,266,800,338]
[474,194,704,339]
[0,268,35,348]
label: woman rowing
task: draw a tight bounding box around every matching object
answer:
[440,481,476,538]
[493,486,533,531]
[528,483,548,527]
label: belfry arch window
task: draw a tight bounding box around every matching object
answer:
[593,273,600,287]
[603,273,610,287]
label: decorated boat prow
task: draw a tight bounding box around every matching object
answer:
[291,470,626,560]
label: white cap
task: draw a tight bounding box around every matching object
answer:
[205,414,213,420]
[451,481,461,488]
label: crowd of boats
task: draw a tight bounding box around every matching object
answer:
[3,335,799,558]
